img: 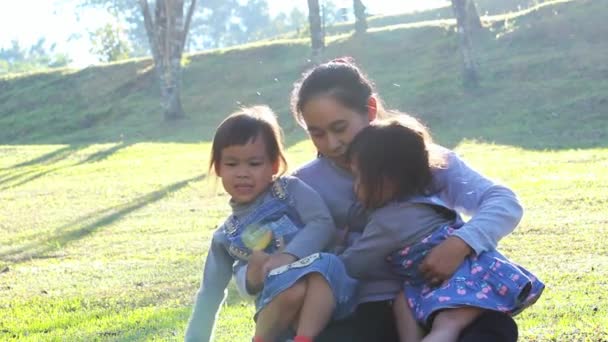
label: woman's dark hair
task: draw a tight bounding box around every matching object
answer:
[347,119,438,208]
[291,57,375,127]
[210,106,287,175]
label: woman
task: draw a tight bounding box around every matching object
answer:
[259,58,522,342]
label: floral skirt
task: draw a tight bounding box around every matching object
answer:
[390,226,545,326]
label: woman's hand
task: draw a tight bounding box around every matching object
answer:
[262,253,298,276]
[419,236,473,286]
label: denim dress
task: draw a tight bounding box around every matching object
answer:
[223,178,357,319]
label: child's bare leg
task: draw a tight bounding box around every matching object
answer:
[422,307,484,342]
[393,292,424,342]
[255,280,307,341]
[295,273,335,338]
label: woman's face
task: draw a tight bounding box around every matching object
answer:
[301,95,371,168]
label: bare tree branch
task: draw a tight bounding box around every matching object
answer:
[138,0,159,61]
[180,0,197,55]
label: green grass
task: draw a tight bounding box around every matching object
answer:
[1,141,607,341]
[1,0,607,340]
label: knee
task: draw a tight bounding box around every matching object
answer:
[276,280,307,308]
[305,272,325,284]
[433,308,484,332]
[463,311,518,342]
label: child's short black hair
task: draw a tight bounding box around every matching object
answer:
[347,119,437,208]
[210,106,287,175]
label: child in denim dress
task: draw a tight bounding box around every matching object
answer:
[185,106,357,342]
[342,120,544,342]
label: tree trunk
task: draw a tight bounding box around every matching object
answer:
[353,0,367,35]
[307,0,324,62]
[139,0,197,121]
[466,0,482,30]
[451,0,479,87]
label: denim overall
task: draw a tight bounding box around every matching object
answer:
[223,178,357,319]
[223,178,302,261]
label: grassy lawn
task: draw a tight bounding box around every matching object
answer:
[1,140,607,341]
[1,0,607,340]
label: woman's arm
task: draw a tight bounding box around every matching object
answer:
[419,149,524,285]
[433,150,523,255]
[185,230,234,342]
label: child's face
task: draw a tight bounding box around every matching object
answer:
[217,135,277,204]
[351,158,396,209]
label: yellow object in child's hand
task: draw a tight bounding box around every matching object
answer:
[241,224,273,251]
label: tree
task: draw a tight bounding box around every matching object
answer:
[186,0,239,49]
[307,0,324,61]
[289,7,307,36]
[236,0,271,42]
[451,0,482,87]
[353,0,367,35]
[89,22,132,62]
[79,1,149,56]
[80,0,196,120]
[81,0,280,53]
[466,0,482,29]
[139,0,197,121]
[0,38,71,75]
[320,0,339,26]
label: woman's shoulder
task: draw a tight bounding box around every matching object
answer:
[429,145,465,174]
[292,157,331,179]
[292,157,352,191]
[276,174,304,187]
[274,175,317,199]
[428,145,464,190]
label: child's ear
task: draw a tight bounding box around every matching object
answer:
[272,160,280,175]
[214,163,221,176]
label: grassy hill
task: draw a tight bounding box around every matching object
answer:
[1,0,606,149]
[1,0,607,340]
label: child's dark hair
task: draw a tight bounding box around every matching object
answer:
[210,106,287,175]
[347,119,442,208]
[291,57,376,127]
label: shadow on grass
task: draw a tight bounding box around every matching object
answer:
[76,142,131,165]
[0,145,81,189]
[0,145,76,170]
[0,142,131,191]
[0,166,67,192]
[0,173,205,264]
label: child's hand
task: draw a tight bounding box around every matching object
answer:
[246,251,270,293]
[419,236,473,286]
[262,253,297,276]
